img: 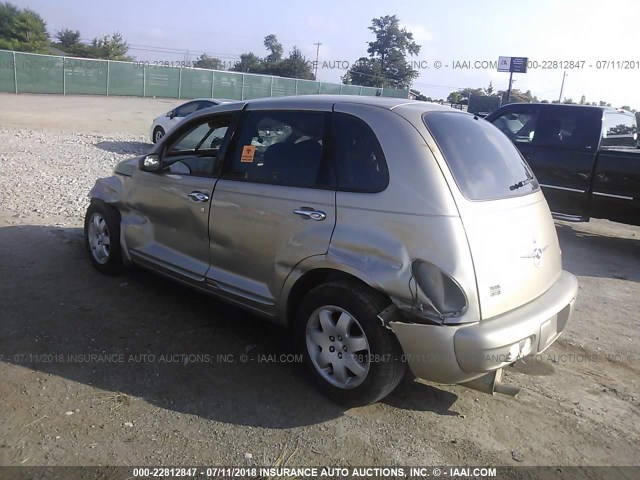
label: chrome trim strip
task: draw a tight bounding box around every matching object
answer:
[539,184,585,193]
[592,192,634,200]
[551,212,588,223]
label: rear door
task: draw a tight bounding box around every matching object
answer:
[589,150,640,225]
[206,107,336,315]
[590,114,640,224]
[424,112,563,320]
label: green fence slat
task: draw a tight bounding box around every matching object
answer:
[180,68,213,99]
[340,85,361,96]
[243,73,271,99]
[381,88,409,99]
[108,61,143,96]
[64,58,108,95]
[319,83,341,94]
[0,50,15,92]
[145,66,180,98]
[296,79,321,95]
[212,71,243,100]
[359,86,379,96]
[15,53,63,94]
[272,77,297,96]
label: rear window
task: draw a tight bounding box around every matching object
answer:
[423,112,539,201]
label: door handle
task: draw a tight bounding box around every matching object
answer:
[187,192,210,202]
[293,208,326,221]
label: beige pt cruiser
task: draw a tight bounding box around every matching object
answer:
[86,95,578,405]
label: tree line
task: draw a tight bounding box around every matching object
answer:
[0,3,419,86]
[441,83,636,112]
[0,2,133,60]
[0,1,636,110]
[0,1,316,78]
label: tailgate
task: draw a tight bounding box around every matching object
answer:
[420,111,564,321]
[460,192,562,320]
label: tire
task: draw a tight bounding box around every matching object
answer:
[84,201,125,275]
[153,126,165,144]
[295,281,406,406]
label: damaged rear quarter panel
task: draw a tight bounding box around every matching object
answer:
[327,210,481,326]
[326,102,481,326]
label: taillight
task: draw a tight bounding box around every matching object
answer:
[411,259,467,320]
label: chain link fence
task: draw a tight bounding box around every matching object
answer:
[0,49,409,100]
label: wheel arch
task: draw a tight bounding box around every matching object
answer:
[86,197,133,266]
[281,264,392,330]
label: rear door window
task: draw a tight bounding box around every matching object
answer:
[226,110,333,188]
[534,107,601,150]
[602,112,638,149]
[423,112,539,201]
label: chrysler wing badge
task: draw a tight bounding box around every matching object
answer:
[521,239,549,268]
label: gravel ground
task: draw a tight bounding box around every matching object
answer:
[0,128,151,224]
[0,94,639,472]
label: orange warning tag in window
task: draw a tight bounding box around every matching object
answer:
[240,145,256,163]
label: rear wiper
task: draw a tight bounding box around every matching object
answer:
[509,177,535,191]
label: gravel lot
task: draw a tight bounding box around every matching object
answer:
[0,94,639,471]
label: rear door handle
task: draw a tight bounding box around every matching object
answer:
[187,192,209,202]
[293,208,326,221]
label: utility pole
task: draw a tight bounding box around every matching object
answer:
[506,70,514,103]
[558,71,567,103]
[313,42,322,80]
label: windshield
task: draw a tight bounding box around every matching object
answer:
[423,112,539,201]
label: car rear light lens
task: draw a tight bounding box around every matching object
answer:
[411,260,467,319]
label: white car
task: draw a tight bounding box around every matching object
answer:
[150,98,234,143]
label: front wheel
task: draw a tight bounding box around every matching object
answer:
[295,282,406,406]
[84,202,125,275]
[153,126,165,144]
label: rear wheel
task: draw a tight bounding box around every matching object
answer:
[296,281,406,406]
[84,202,124,275]
[153,126,165,144]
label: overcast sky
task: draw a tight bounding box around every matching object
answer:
[13,0,640,108]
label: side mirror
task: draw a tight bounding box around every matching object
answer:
[141,154,162,172]
[166,110,174,119]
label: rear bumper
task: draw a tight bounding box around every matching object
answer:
[390,270,578,384]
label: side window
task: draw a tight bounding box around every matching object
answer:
[171,122,228,153]
[227,110,331,187]
[333,113,389,192]
[602,113,638,148]
[534,108,601,150]
[174,101,200,117]
[164,115,233,176]
[491,111,538,143]
[196,101,215,111]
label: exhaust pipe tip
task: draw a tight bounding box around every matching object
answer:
[494,381,520,397]
[460,369,521,397]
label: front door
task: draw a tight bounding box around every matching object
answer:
[206,108,336,315]
[125,112,236,281]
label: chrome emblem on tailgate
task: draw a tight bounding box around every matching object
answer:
[521,239,549,268]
